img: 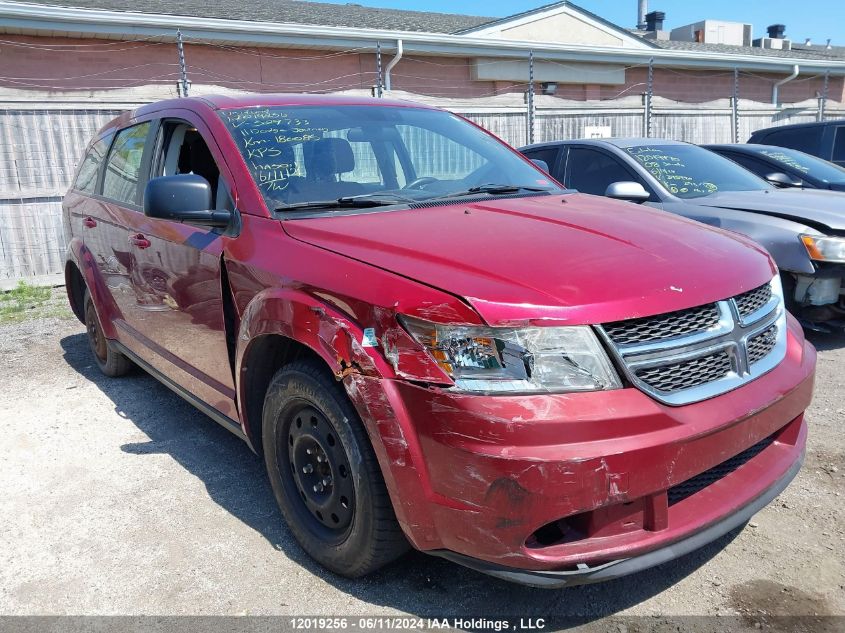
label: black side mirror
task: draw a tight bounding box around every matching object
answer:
[530,158,550,173]
[144,174,231,227]
[765,172,803,188]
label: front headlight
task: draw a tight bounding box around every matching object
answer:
[399,316,622,394]
[800,234,845,263]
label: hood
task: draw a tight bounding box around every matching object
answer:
[282,194,776,326]
[689,189,845,232]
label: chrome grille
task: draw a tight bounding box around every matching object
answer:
[734,284,773,320]
[748,325,778,366]
[603,303,720,346]
[635,351,732,393]
[598,276,787,406]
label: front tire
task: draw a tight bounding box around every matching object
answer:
[84,288,132,377]
[262,360,408,577]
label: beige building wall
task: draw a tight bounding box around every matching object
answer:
[487,12,625,46]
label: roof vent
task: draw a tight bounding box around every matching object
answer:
[767,24,786,39]
[645,11,665,31]
[804,38,812,46]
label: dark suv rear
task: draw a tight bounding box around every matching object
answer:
[749,120,845,167]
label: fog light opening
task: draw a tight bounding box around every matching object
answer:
[526,518,587,548]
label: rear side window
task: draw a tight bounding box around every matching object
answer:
[73,135,111,193]
[832,127,845,164]
[762,126,822,155]
[102,122,151,206]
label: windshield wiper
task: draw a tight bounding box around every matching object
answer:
[428,183,553,201]
[275,193,416,213]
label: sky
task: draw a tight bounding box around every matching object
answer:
[341,0,845,45]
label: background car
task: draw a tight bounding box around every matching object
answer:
[520,138,845,331]
[748,120,845,168]
[705,143,845,192]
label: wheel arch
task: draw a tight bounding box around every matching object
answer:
[235,288,393,456]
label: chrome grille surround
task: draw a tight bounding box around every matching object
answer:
[597,276,787,406]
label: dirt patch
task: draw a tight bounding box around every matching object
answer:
[729,580,838,632]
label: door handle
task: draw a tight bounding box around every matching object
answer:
[129,233,151,249]
[83,216,97,228]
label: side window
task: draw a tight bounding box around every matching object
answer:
[102,122,150,206]
[764,127,822,155]
[73,135,112,193]
[722,153,774,179]
[157,121,231,210]
[567,147,640,196]
[523,147,558,175]
[832,127,845,165]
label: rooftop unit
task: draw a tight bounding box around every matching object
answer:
[753,24,792,50]
[670,20,753,47]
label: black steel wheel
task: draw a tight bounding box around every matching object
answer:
[285,405,355,540]
[262,359,408,577]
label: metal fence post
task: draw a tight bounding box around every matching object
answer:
[732,67,740,143]
[526,50,535,145]
[176,28,190,97]
[819,70,829,121]
[645,57,654,137]
[376,41,383,98]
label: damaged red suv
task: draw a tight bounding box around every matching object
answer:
[64,95,815,587]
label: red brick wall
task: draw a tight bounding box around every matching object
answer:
[0,34,839,105]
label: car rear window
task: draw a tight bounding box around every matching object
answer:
[761,126,822,155]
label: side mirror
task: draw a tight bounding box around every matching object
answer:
[605,181,650,203]
[765,172,803,188]
[530,158,550,173]
[144,174,231,228]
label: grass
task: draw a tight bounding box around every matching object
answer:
[0,281,74,323]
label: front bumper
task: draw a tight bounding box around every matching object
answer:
[430,448,803,587]
[344,314,815,582]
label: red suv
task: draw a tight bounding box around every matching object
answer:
[64,95,815,587]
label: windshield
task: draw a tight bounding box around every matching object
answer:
[625,144,770,199]
[220,105,557,212]
[753,146,845,185]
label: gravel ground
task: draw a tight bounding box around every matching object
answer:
[0,289,843,628]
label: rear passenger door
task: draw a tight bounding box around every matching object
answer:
[119,111,238,420]
[93,121,155,327]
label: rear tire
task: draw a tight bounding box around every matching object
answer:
[262,359,408,577]
[84,288,132,377]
